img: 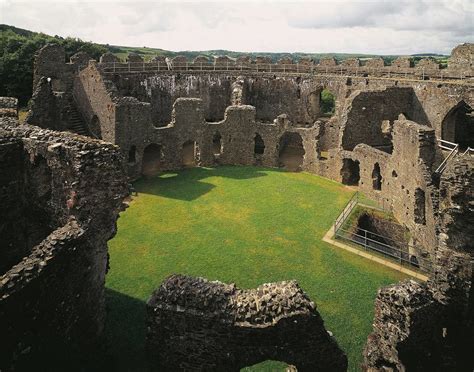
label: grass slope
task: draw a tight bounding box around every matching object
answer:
[105,166,407,371]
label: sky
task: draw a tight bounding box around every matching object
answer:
[1,0,473,55]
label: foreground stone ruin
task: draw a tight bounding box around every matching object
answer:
[0,42,473,370]
[0,117,128,369]
[146,274,347,371]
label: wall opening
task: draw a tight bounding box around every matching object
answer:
[341,159,360,186]
[254,133,265,155]
[355,212,409,261]
[142,144,163,176]
[128,146,137,164]
[89,115,102,138]
[278,132,305,171]
[372,163,382,190]
[212,132,222,156]
[441,101,473,151]
[320,88,335,116]
[182,140,199,167]
[414,188,426,225]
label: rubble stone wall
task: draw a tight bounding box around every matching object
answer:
[146,274,348,371]
[364,156,474,371]
[0,119,128,370]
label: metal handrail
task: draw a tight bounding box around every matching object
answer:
[332,192,432,272]
[435,142,459,174]
[335,227,432,271]
[438,139,458,151]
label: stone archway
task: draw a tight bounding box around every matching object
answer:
[128,145,137,164]
[278,132,305,171]
[372,163,382,190]
[341,159,360,186]
[254,133,265,155]
[441,101,473,151]
[212,132,222,156]
[89,115,102,138]
[182,140,200,167]
[320,88,335,116]
[142,144,163,176]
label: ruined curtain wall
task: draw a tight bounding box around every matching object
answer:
[0,121,128,370]
[74,62,118,141]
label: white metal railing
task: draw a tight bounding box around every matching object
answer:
[98,62,474,84]
[438,139,458,151]
[435,139,459,174]
[333,191,432,272]
[461,147,474,156]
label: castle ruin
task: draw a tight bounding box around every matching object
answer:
[0,42,473,370]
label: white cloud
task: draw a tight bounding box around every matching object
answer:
[1,0,473,54]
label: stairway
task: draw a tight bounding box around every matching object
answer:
[67,102,89,136]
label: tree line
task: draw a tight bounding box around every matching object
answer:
[1,25,107,105]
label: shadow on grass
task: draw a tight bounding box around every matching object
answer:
[104,288,147,372]
[136,166,276,201]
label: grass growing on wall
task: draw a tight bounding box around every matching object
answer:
[105,166,408,371]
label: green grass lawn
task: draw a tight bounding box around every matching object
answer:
[105,166,407,371]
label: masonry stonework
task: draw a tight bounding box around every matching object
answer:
[5,42,473,370]
[0,118,128,370]
[146,274,348,371]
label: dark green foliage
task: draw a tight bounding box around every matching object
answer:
[0,24,107,105]
[320,89,335,115]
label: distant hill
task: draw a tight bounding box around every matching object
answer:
[0,24,450,105]
[109,44,401,64]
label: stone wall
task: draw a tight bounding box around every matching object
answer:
[364,155,474,371]
[0,97,18,118]
[74,61,120,141]
[0,118,128,370]
[146,274,347,371]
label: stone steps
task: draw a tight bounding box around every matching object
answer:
[66,103,89,136]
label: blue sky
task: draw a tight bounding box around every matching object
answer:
[1,0,473,54]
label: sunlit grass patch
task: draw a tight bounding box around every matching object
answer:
[105,166,407,371]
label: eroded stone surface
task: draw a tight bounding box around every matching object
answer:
[0,117,128,370]
[146,274,348,371]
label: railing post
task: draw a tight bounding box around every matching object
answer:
[128,63,130,72]
[113,62,116,73]
[364,229,367,250]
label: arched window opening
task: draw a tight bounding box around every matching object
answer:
[278,132,305,171]
[254,133,265,155]
[341,159,360,186]
[128,146,137,164]
[182,140,199,167]
[372,163,382,190]
[142,144,163,176]
[89,115,102,138]
[441,101,473,151]
[320,88,335,116]
[212,132,222,156]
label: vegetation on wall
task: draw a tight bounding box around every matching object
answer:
[320,89,336,116]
